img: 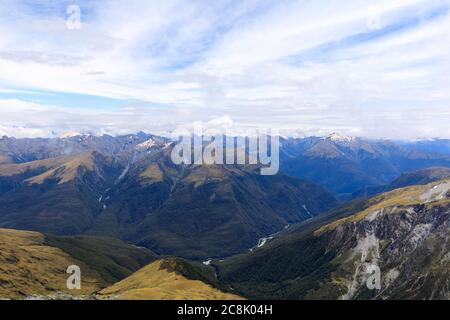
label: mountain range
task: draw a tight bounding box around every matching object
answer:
[280,134,450,197]
[0,132,449,300]
[0,135,338,259]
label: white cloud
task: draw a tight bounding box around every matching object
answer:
[0,0,449,139]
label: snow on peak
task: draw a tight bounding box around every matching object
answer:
[136,138,156,149]
[326,132,356,142]
[60,131,84,138]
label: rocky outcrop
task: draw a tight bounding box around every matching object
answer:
[322,200,449,299]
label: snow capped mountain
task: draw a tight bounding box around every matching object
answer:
[136,138,157,150]
[325,132,357,143]
[60,131,87,139]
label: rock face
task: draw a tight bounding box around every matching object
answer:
[322,203,449,299]
[217,179,450,300]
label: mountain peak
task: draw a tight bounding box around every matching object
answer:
[60,131,87,139]
[136,138,156,150]
[325,132,357,143]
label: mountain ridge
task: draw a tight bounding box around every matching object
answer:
[216,178,450,299]
[99,258,243,300]
[280,136,450,196]
[0,144,338,259]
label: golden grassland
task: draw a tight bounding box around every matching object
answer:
[0,156,68,176]
[0,152,97,185]
[0,229,243,300]
[27,152,96,184]
[100,259,243,300]
[139,163,164,184]
[0,228,103,299]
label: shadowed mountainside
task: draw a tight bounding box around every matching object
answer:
[0,145,337,259]
[280,135,450,197]
[352,167,450,199]
[216,178,450,300]
[90,146,338,258]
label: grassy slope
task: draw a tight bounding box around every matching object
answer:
[45,235,157,284]
[0,229,104,299]
[0,228,244,300]
[100,258,243,300]
[0,228,157,299]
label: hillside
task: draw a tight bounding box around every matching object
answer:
[0,228,156,299]
[100,258,243,300]
[388,167,450,190]
[45,235,157,284]
[280,135,450,196]
[3,133,450,198]
[353,167,450,198]
[0,145,337,259]
[0,151,123,234]
[216,179,450,299]
[0,228,243,300]
[90,147,338,259]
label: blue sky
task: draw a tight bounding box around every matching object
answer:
[0,0,449,139]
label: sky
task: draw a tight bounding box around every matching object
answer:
[0,0,449,139]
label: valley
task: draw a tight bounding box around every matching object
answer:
[0,135,338,258]
[216,178,450,300]
[0,133,449,300]
[2,0,450,305]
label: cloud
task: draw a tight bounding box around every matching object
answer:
[0,0,449,139]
